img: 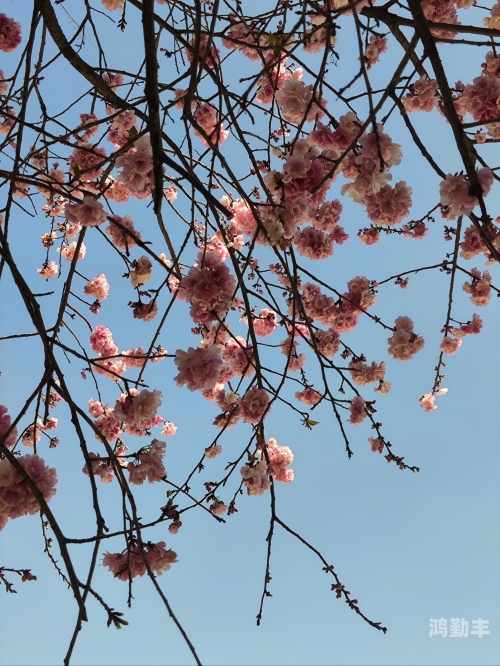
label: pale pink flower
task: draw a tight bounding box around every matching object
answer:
[83,453,114,484]
[0,454,57,530]
[349,360,386,386]
[128,439,167,485]
[459,313,483,335]
[130,256,153,288]
[94,411,122,442]
[174,345,222,391]
[419,393,437,412]
[178,251,236,324]
[295,387,322,406]
[347,396,367,425]
[240,387,271,424]
[77,113,100,141]
[205,445,222,459]
[313,200,343,232]
[266,437,294,483]
[484,1,500,29]
[440,336,462,355]
[103,542,177,581]
[363,36,388,69]
[240,460,271,496]
[58,241,87,262]
[185,34,220,69]
[222,337,254,377]
[387,316,425,361]
[368,437,384,453]
[132,300,158,322]
[0,70,8,96]
[460,225,494,261]
[365,182,412,227]
[90,324,118,357]
[168,522,182,534]
[294,226,335,260]
[210,501,228,516]
[0,14,22,53]
[65,197,108,228]
[0,406,18,448]
[114,389,162,426]
[88,399,104,418]
[37,261,58,279]
[161,422,177,437]
[403,76,439,113]
[84,273,109,301]
[246,309,279,337]
[69,143,107,181]
[101,0,125,10]
[312,328,340,357]
[164,186,177,202]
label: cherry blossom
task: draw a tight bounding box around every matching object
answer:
[0,455,57,531]
[387,317,425,361]
[0,14,22,53]
[0,406,18,448]
[174,345,223,391]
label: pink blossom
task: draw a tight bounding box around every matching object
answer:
[280,336,306,371]
[266,437,294,483]
[365,182,412,227]
[0,70,8,96]
[58,241,87,262]
[312,328,340,357]
[69,143,107,181]
[178,251,236,324]
[459,313,483,335]
[275,77,324,124]
[174,345,222,391]
[419,393,437,412]
[103,542,177,581]
[84,273,109,301]
[461,74,500,122]
[295,387,322,406]
[240,460,271,496]
[246,309,279,337]
[358,227,381,245]
[387,316,425,361]
[104,177,130,204]
[0,406,18,448]
[101,0,125,10]
[168,522,182,534]
[94,411,122,442]
[0,454,57,530]
[164,186,177,202]
[240,387,270,424]
[349,360,386,386]
[205,445,222,459]
[132,300,158,322]
[421,0,458,39]
[0,14,22,53]
[484,1,500,29]
[77,113,100,141]
[65,197,108,228]
[348,396,367,425]
[222,337,254,377]
[185,34,220,69]
[37,261,58,279]
[88,398,105,418]
[294,226,335,260]
[403,76,439,113]
[116,140,154,194]
[313,200,343,232]
[440,336,462,355]
[128,439,167,485]
[130,256,153,288]
[161,422,177,437]
[83,453,114,484]
[114,389,162,426]
[460,225,491,260]
[210,501,228,516]
[363,36,388,69]
[368,437,384,453]
[90,325,118,357]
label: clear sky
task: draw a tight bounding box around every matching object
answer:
[0,1,499,665]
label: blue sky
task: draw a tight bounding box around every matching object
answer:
[0,1,499,664]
